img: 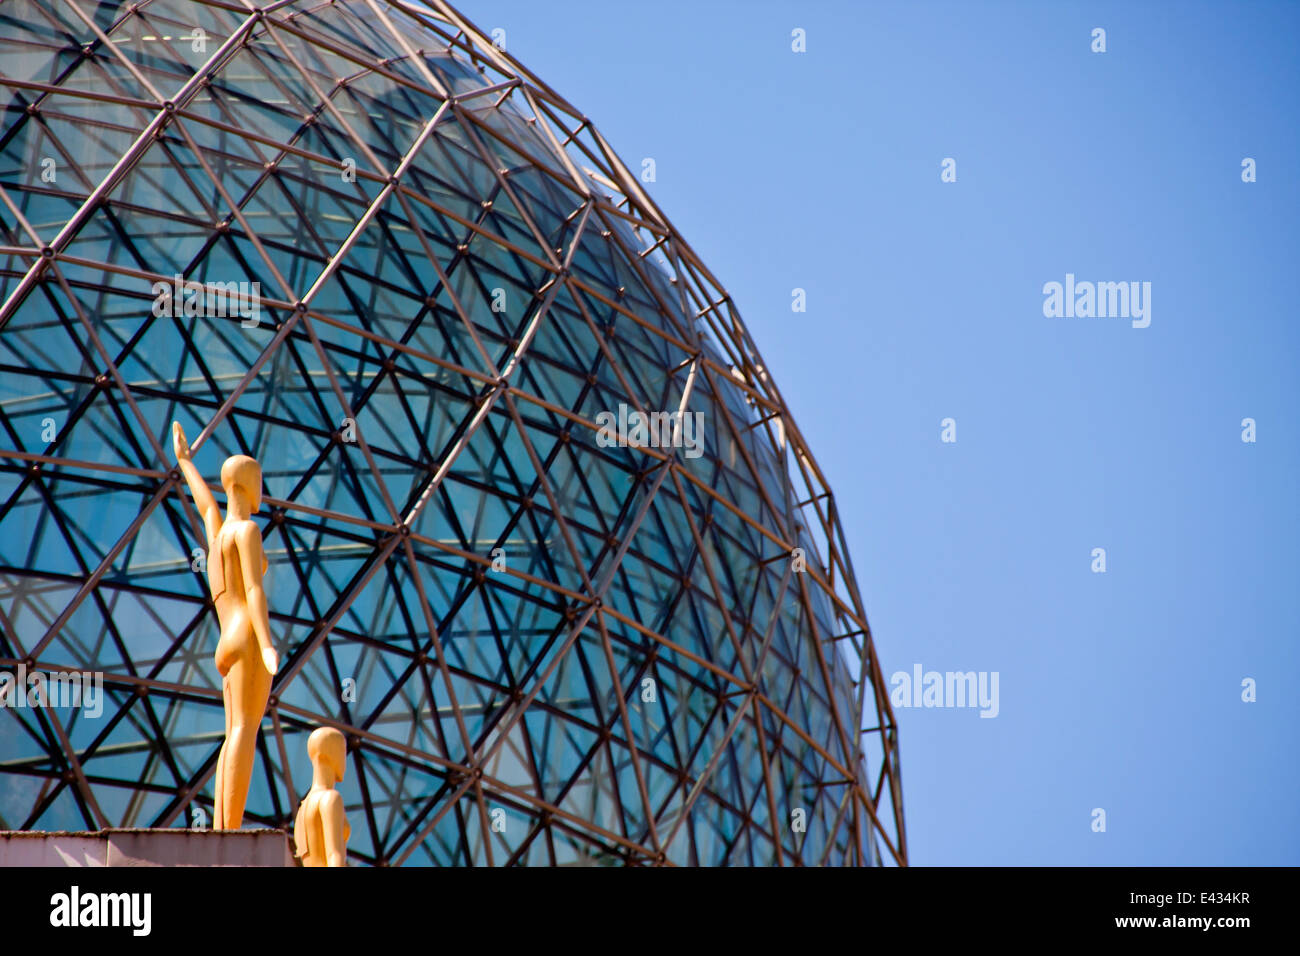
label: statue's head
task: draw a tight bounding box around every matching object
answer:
[219,454,261,512]
[308,726,347,783]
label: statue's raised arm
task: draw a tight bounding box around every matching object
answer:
[172,422,221,547]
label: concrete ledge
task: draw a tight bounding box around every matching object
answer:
[0,829,295,867]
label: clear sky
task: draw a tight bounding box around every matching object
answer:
[453,0,1300,865]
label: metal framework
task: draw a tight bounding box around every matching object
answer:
[0,0,905,865]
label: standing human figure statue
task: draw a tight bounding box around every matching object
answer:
[172,421,278,830]
[293,727,350,867]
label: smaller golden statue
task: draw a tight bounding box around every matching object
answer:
[294,727,351,867]
[173,422,278,831]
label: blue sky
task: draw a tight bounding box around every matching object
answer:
[454,0,1300,865]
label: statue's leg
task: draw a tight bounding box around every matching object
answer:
[214,676,232,828]
[222,642,273,829]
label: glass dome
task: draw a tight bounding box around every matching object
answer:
[0,0,903,865]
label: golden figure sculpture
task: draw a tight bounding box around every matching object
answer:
[293,727,350,867]
[172,421,278,830]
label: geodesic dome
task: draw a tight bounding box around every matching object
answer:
[0,0,904,865]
